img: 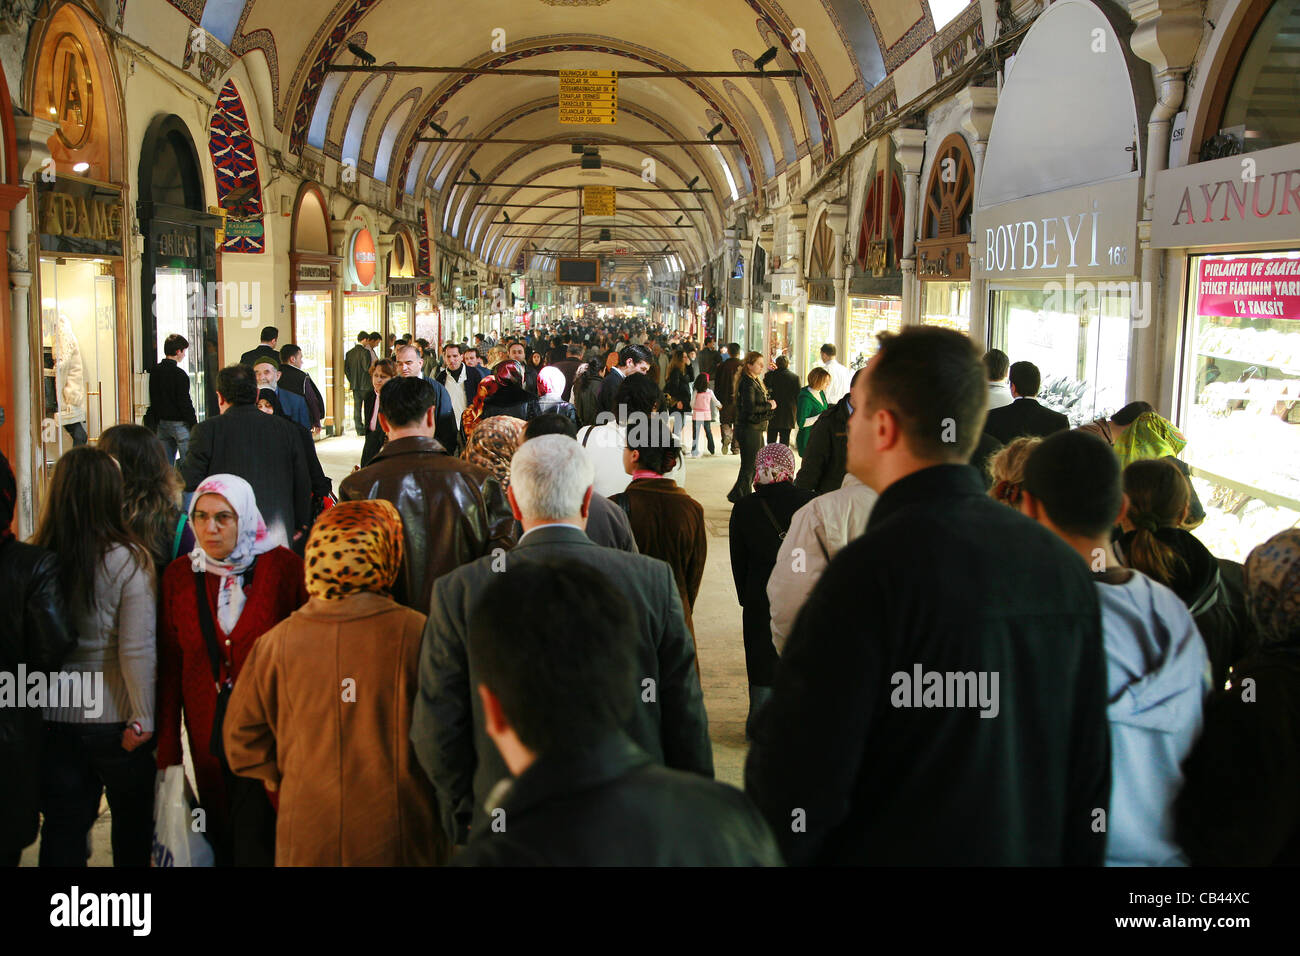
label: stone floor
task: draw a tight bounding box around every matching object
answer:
[22,429,759,865]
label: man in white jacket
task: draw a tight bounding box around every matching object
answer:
[819,344,852,406]
[767,472,878,652]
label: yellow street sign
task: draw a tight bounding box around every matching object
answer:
[560,70,617,125]
[583,186,616,217]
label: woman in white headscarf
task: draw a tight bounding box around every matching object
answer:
[535,365,578,423]
[155,474,307,866]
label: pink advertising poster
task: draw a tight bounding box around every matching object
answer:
[1197,257,1300,321]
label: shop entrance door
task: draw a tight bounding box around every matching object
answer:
[153,266,213,418]
[39,257,118,475]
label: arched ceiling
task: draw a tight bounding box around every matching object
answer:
[182,0,959,271]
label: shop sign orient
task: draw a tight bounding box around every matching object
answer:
[1151,142,1300,249]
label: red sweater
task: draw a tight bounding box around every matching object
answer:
[156,547,306,826]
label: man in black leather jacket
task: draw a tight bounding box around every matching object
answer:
[339,377,515,614]
[0,452,77,865]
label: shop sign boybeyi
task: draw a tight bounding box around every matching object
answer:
[1152,143,1300,249]
[975,179,1140,280]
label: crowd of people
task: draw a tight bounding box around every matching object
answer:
[2,316,1297,867]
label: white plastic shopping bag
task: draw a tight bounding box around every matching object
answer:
[151,766,215,867]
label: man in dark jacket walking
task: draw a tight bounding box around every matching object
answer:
[454,560,779,867]
[597,344,652,417]
[745,326,1109,866]
[697,337,721,378]
[278,344,325,432]
[413,435,713,847]
[181,364,311,550]
[763,355,800,446]
[984,360,1070,443]
[394,344,460,453]
[340,377,515,614]
[148,333,198,465]
[238,326,280,368]
[714,343,743,454]
[344,332,374,437]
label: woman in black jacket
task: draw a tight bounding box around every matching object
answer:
[727,352,776,503]
[0,452,76,865]
[663,350,694,439]
[729,443,814,739]
[572,352,609,427]
[1116,458,1249,687]
[359,359,397,467]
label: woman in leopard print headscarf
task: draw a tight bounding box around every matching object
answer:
[302,499,404,600]
[222,496,448,865]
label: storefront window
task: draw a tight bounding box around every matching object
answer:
[153,267,208,416]
[295,291,334,426]
[921,281,971,335]
[768,310,793,368]
[1179,250,1300,562]
[388,301,412,340]
[416,298,438,342]
[847,297,902,369]
[805,304,836,375]
[750,311,765,356]
[733,308,746,352]
[39,258,118,470]
[989,288,1130,426]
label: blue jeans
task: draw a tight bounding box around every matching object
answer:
[693,421,715,454]
[156,420,190,467]
[39,723,156,867]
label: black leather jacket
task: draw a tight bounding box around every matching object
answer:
[0,539,76,850]
[338,436,516,614]
[735,374,774,429]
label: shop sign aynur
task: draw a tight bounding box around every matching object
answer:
[1151,142,1300,249]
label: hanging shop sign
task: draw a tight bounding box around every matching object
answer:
[559,70,617,125]
[974,178,1141,281]
[37,179,124,256]
[1195,256,1300,321]
[1151,142,1300,249]
[298,262,333,283]
[583,185,616,216]
[348,228,377,288]
[224,219,264,239]
[389,279,417,299]
[917,134,975,281]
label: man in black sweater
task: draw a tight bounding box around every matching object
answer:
[148,333,198,466]
[454,560,779,867]
[745,326,1109,865]
[983,360,1071,443]
[238,325,280,368]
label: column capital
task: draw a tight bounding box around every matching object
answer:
[14,117,58,183]
[1128,0,1202,74]
[891,128,927,176]
[955,84,999,146]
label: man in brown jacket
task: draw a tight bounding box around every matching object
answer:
[340,377,516,614]
[714,342,744,455]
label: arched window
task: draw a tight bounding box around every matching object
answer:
[921,134,974,241]
[856,169,904,273]
[1204,0,1300,155]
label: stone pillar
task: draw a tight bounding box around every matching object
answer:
[957,85,998,345]
[10,117,58,537]
[891,128,927,326]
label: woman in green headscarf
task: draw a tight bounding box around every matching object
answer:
[1111,410,1204,527]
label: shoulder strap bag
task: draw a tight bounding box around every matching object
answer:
[192,570,239,769]
[757,498,787,539]
[170,514,189,562]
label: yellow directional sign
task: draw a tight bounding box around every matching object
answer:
[560,70,618,125]
[583,186,616,217]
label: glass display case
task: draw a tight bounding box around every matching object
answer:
[988,287,1130,426]
[805,304,835,376]
[1178,250,1300,562]
[921,281,971,335]
[847,296,902,369]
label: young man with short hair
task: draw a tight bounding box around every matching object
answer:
[1018,429,1208,866]
[345,331,375,436]
[148,333,197,465]
[596,344,653,416]
[394,344,460,452]
[819,343,852,406]
[983,348,1013,410]
[239,326,280,368]
[278,343,324,432]
[746,326,1109,866]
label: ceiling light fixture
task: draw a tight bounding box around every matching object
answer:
[346,42,376,67]
[429,121,448,137]
[686,176,699,190]
[675,215,684,224]
[706,123,724,142]
[469,168,481,182]
[73,162,90,173]
[754,46,779,72]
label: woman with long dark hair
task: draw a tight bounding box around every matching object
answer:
[34,447,157,867]
[572,351,610,427]
[727,351,776,503]
[1118,458,1249,686]
[99,424,195,572]
[361,359,398,466]
[663,350,693,440]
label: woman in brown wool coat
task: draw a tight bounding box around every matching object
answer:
[612,416,707,641]
[223,499,448,866]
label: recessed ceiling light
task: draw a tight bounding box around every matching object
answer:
[73,162,90,173]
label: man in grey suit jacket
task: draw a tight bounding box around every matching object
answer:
[411,434,713,846]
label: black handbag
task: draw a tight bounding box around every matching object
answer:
[192,571,233,769]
